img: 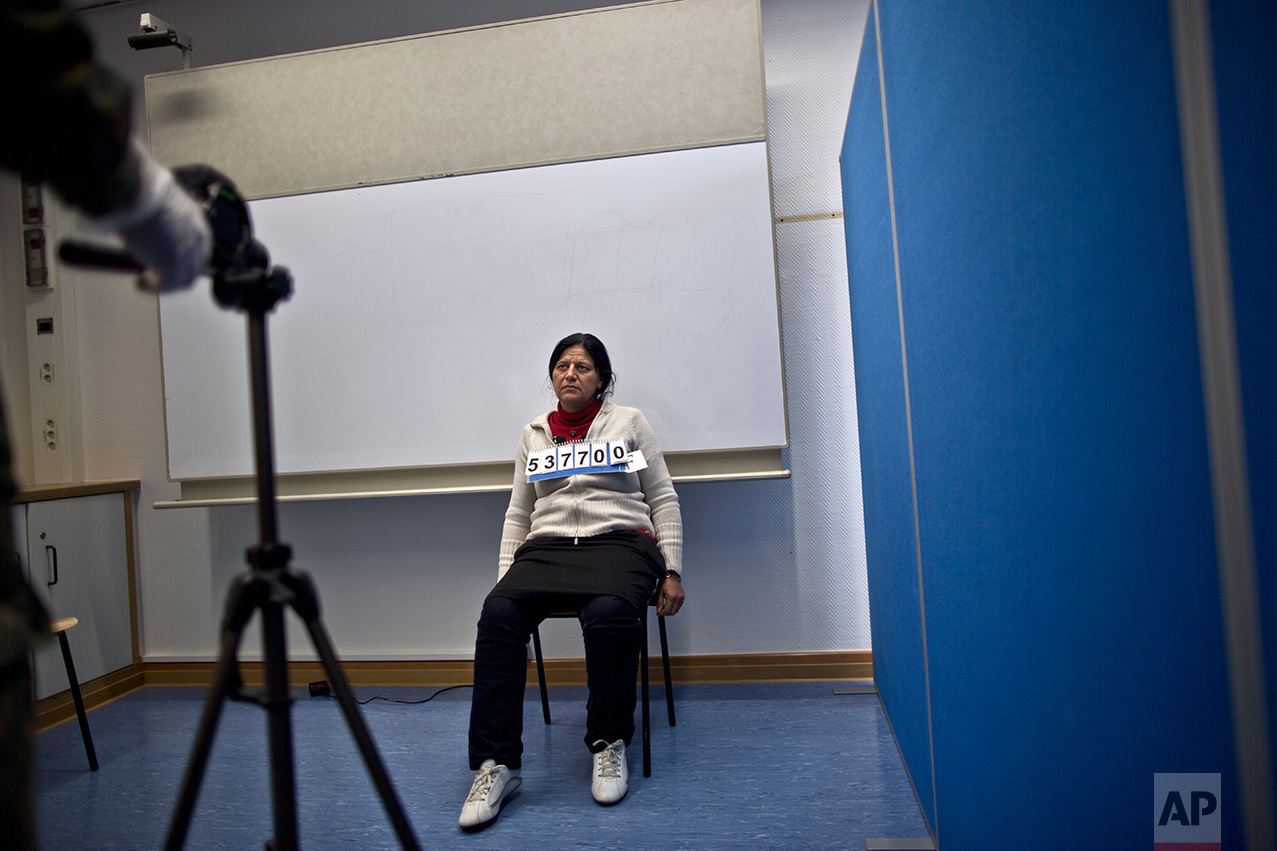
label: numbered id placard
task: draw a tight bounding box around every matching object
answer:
[527,441,629,482]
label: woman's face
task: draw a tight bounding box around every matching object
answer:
[552,345,601,412]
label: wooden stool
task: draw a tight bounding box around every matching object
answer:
[49,618,98,771]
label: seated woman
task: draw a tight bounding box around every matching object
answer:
[460,332,684,832]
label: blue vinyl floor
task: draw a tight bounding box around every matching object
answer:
[36,682,930,850]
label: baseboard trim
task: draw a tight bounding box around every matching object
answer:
[35,651,872,730]
[141,650,872,688]
[34,662,144,731]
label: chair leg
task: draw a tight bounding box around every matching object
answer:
[532,626,551,725]
[658,614,675,727]
[57,631,98,771]
[641,608,651,778]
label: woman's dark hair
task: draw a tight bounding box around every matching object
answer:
[548,333,615,399]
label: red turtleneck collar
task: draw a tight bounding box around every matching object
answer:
[548,398,602,442]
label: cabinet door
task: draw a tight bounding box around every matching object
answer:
[9,505,24,559]
[22,494,133,700]
[7,504,58,698]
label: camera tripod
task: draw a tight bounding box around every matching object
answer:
[63,167,422,851]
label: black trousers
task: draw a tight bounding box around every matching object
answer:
[467,594,643,771]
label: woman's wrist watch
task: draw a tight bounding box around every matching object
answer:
[664,570,681,583]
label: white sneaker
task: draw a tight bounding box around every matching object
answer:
[591,739,629,805]
[458,759,521,831]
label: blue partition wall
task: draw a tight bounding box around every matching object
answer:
[841,18,935,835]
[841,2,1270,847]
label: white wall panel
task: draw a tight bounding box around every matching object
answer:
[144,0,766,199]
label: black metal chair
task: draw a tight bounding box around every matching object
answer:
[530,598,675,778]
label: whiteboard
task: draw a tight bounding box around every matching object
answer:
[158,142,786,480]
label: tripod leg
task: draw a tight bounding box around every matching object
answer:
[164,608,252,849]
[260,602,299,851]
[287,574,422,851]
[304,621,422,851]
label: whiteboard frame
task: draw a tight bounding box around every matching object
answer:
[158,142,788,482]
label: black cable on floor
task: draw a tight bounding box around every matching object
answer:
[309,682,472,705]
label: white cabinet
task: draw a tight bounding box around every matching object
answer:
[11,488,136,700]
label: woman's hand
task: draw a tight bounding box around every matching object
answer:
[656,575,684,616]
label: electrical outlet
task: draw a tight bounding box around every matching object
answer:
[39,362,54,385]
[44,419,57,452]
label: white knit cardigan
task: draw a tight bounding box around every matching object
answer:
[497,401,683,580]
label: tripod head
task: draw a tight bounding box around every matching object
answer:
[59,164,292,315]
[171,165,292,314]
